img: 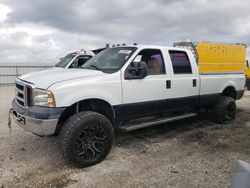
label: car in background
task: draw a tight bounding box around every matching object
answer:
[55,47,106,69]
[55,50,95,69]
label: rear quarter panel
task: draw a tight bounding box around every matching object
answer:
[200,74,245,96]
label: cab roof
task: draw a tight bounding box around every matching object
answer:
[110,44,191,53]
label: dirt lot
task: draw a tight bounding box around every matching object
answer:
[0,86,250,188]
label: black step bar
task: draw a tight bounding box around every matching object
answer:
[119,113,197,132]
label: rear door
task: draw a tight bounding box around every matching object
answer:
[166,49,200,110]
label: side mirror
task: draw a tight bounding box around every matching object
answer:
[125,61,148,80]
[133,55,142,63]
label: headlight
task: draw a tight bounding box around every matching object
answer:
[32,88,56,107]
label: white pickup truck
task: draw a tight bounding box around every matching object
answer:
[54,50,95,68]
[10,44,245,167]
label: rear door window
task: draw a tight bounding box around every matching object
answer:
[169,50,192,74]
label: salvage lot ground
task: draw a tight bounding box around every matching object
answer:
[0,86,250,188]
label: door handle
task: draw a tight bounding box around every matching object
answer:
[193,79,197,87]
[166,80,171,89]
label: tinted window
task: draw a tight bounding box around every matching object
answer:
[169,50,192,74]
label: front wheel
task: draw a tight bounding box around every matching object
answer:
[212,96,236,124]
[59,111,114,167]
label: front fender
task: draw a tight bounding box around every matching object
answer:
[56,88,121,107]
[48,72,122,107]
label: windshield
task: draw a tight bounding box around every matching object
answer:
[81,47,137,73]
[55,54,76,68]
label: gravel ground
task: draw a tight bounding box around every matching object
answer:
[0,86,250,188]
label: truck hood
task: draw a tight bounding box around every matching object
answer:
[18,68,105,89]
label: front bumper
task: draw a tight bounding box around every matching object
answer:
[10,100,65,136]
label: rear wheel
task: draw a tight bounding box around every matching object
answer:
[212,96,236,124]
[59,111,114,167]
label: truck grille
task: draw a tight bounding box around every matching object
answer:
[15,79,32,107]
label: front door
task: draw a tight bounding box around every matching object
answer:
[116,48,170,121]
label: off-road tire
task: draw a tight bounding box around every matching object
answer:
[59,111,114,167]
[212,96,236,124]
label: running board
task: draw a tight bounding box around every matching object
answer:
[119,113,197,132]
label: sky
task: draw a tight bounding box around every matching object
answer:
[0,0,249,63]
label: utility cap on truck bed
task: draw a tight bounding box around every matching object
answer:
[173,41,247,74]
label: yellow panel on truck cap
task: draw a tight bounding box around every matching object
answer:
[197,41,246,74]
